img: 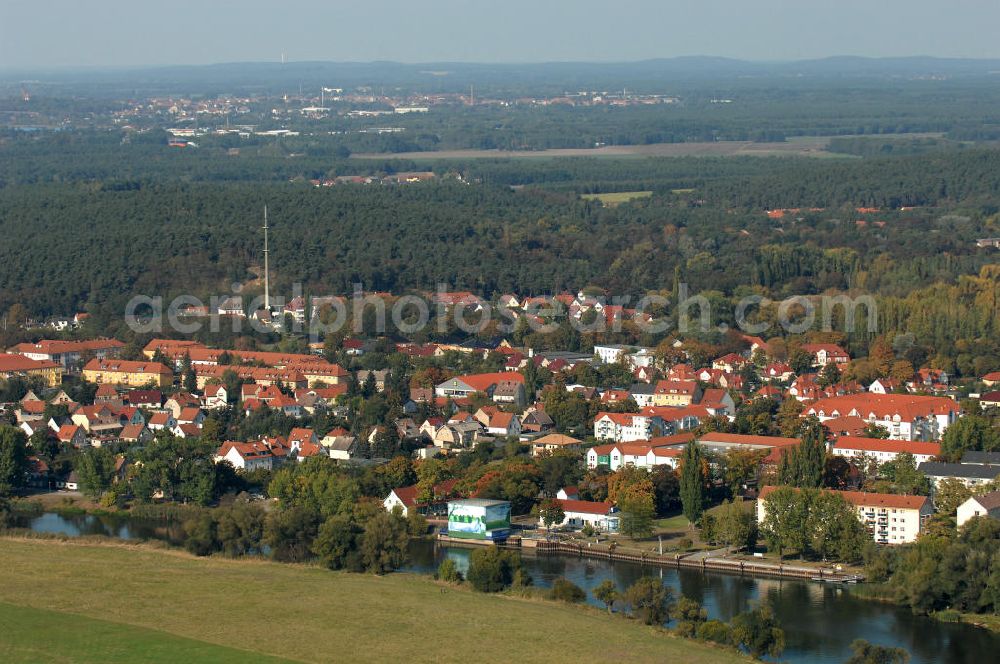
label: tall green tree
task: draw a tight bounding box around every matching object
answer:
[731,603,785,659]
[760,486,810,559]
[619,493,655,539]
[0,425,28,497]
[845,639,910,664]
[679,442,705,525]
[940,416,1000,461]
[359,511,409,574]
[624,577,673,625]
[593,579,619,614]
[779,416,827,488]
[73,447,117,499]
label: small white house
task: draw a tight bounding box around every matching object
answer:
[542,499,620,532]
[214,441,274,471]
[956,491,1000,528]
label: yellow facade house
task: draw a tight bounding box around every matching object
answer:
[0,353,63,386]
[83,358,173,388]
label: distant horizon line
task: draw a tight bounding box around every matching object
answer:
[5,53,1000,75]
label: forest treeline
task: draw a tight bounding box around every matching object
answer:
[1,135,999,375]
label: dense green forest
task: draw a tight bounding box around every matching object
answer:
[1,129,999,375]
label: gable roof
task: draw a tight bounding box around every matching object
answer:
[84,358,171,375]
[918,462,1000,480]
[968,490,1000,511]
[388,478,460,508]
[557,499,615,515]
[759,485,930,510]
[833,437,941,456]
[533,433,583,447]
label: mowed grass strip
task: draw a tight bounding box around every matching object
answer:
[580,190,653,205]
[0,602,292,663]
[0,538,748,664]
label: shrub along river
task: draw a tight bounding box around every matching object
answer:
[14,511,997,663]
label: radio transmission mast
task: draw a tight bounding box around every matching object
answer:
[262,206,271,310]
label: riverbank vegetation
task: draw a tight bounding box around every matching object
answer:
[864,516,1000,625]
[0,537,751,664]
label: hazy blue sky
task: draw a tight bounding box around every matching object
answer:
[3,0,998,69]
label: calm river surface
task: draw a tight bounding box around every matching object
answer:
[14,512,997,663]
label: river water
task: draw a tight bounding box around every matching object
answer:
[12,512,997,663]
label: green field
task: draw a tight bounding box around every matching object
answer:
[580,190,654,205]
[0,538,748,663]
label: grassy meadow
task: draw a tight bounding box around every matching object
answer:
[0,537,750,663]
[580,190,654,205]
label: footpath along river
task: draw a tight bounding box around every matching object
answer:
[15,511,998,663]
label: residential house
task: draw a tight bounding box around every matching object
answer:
[557,487,580,500]
[163,392,200,418]
[383,479,459,518]
[918,461,1000,489]
[699,388,735,416]
[593,412,661,442]
[652,380,701,407]
[288,427,319,453]
[764,362,794,382]
[758,486,931,544]
[980,391,1000,409]
[0,353,63,387]
[831,437,941,465]
[642,405,711,432]
[324,435,361,461]
[214,441,274,471]
[868,378,904,395]
[485,412,521,437]
[173,423,203,439]
[177,407,205,426]
[520,408,554,434]
[120,423,153,444]
[957,491,1000,528]
[202,384,229,410]
[148,411,177,431]
[804,394,960,441]
[629,383,657,408]
[9,338,124,371]
[433,422,482,449]
[801,344,851,367]
[434,372,525,402]
[124,389,163,408]
[217,296,245,317]
[83,358,172,388]
[531,433,583,457]
[56,424,87,448]
[356,369,390,392]
[543,499,620,532]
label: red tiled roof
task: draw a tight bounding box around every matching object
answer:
[455,371,525,392]
[56,424,81,442]
[84,358,171,375]
[654,379,698,395]
[594,411,644,426]
[697,432,801,447]
[10,338,124,355]
[642,405,711,421]
[759,485,929,510]
[833,437,941,456]
[0,354,61,372]
[647,432,696,446]
[806,394,960,421]
[557,499,614,515]
[389,478,459,508]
